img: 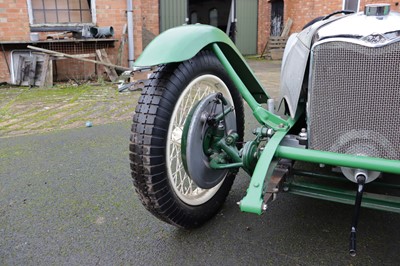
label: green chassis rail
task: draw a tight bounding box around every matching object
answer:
[210,43,400,215]
[134,24,400,216]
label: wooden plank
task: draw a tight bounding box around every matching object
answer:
[39,54,50,87]
[269,40,287,44]
[117,24,127,66]
[96,49,118,82]
[269,36,288,42]
[281,18,293,38]
[15,55,25,85]
[269,40,287,43]
[27,45,130,72]
[64,53,96,58]
[261,36,288,57]
[28,55,37,87]
[48,53,96,61]
[269,36,288,40]
[44,56,53,87]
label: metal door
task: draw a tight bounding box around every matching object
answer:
[236,0,258,55]
[159,0,188,32]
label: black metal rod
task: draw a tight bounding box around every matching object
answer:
[349,175,366,256]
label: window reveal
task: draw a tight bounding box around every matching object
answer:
[31,0,92,24]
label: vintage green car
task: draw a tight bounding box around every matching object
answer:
[129,4,400,255]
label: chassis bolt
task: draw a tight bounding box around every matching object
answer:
[267,128,274,137]
[262,203,268,211]
[225,136,233,145]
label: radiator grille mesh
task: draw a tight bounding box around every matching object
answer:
[309,41,400,160]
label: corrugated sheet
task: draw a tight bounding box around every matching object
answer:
[236,0,258,55]
[160,0,187,32]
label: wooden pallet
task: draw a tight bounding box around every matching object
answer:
[261,18,292,60]
[14,53,52,87]
[261,36,288,60]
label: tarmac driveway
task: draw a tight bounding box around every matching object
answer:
[0,59,399,265]
[1,120,399,265]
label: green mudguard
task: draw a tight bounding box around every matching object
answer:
[134,24,268,103]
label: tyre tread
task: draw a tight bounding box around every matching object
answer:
[129,51,244,228]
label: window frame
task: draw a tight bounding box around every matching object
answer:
[27,0,96,29]
[342,0,360,12]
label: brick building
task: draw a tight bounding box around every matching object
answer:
[0,0,153,83]
[0,0,399,83]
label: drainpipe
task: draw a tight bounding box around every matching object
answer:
[127,0,134,68]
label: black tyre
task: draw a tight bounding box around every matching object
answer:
[129,50,244,228]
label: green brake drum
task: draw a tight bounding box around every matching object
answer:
[181,93,237,189]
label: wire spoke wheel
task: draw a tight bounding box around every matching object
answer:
[167,75,233,205]
[129,50,244,228]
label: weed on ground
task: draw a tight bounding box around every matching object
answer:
[0,83,140,137]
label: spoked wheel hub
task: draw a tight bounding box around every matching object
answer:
[130,50,244,228]
[182,93,237,189]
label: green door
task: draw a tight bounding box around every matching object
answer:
[160,0,188,32]
[236,0,258,55]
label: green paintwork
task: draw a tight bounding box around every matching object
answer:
[239,131,288,214]
[135,23,400,215]
[238,140,400,214]
[288,181,400,213]
[239,106,303,214]
[293,169,400,190]
[134,24,268,104]
[276,146,400,175]
[212,44,288,129]
[242,140,259,172]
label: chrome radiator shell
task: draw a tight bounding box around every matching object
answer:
[308,39,400,160]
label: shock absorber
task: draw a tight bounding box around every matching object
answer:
[349,172,367,256]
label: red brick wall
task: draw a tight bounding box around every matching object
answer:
[0,0,31,81]
[284,0,400,34]
[136,0,159,52]
[284,0,342,34]
[0,0,160,82]
[0,0,30,41]
[257,0,271,54]
[257,0,400,56]
[1,0,399,82]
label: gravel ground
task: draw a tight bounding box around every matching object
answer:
[0,59,280,138]
[0,83,140,138]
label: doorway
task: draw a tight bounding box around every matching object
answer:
[271,0,284,36]
[188,0,231,33]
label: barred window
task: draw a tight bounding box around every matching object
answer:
[29,0,94,24]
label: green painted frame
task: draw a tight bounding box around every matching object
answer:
[134,24,400,215]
